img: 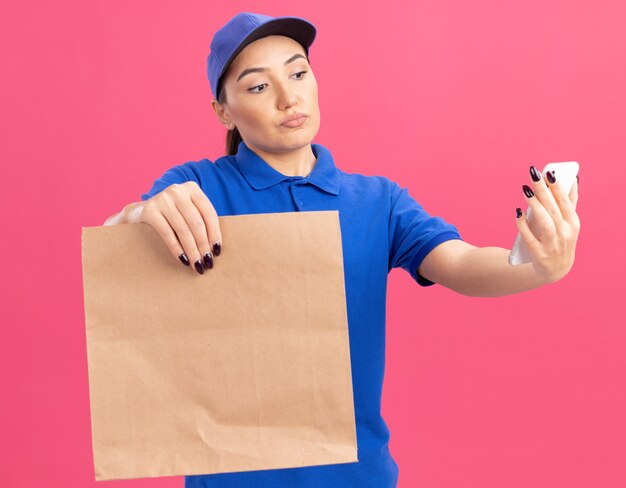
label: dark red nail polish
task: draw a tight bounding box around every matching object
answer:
[213,242,221,256]
[516,207,522,218]
[179,253,190,266]
[523,185,534,198]
[546,171,556,184]
[194,260,204,274]
[530,166,542,182]
[203,253,214,269]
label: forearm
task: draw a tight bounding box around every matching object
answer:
[448,246,546,297]
[419,170,579,296]
[103,201,144,226]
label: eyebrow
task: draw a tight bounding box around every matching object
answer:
[236,53,308,82]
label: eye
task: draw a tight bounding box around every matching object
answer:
[248,83,267,93]
[247,71,308,94]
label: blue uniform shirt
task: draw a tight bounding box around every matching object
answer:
[140,140,463,487]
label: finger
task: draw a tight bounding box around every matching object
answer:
[175,193,215,270]
[515,206,542,258]
[522,184,556,241]
[141,204,192,269]
[529,166,564,230]
[189,182,223,258]
[160,200,206,275]
[568,175,579,213]
[546,170,577,224]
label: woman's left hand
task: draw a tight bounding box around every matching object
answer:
[516,166,580,284]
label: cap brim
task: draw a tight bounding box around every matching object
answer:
[217,17,316,96]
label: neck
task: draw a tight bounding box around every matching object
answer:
[248,143,317,177]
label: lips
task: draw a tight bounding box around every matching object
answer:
[281,113,308,127]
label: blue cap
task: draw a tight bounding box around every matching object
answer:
[207,12,317,99]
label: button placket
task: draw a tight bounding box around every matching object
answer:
[289,181,305,211]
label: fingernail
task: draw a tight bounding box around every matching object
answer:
[194,260,205,274]
[179,253,190,266]
[523,184,535,198]
[516,207,522,218]
[213,241,221,256]
[546,171,556,184]
[203,253,214,269]
[530,165,542,182]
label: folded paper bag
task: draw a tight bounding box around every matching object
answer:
[81,210,358,481]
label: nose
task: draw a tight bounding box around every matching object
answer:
[275,80,298,110]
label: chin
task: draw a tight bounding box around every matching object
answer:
[248,121,320,152]
[277,125,318,148]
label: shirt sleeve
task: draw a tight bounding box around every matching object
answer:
[388,183,463,287]
[140,164,197,201]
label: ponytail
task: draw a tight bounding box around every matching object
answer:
[225,127,243,156]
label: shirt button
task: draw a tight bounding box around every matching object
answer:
[299,201,304,207]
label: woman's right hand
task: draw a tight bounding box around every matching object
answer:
[107,181,222,275]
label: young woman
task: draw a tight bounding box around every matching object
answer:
[104,12,580,488]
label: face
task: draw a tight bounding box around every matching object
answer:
[212,35,320,154]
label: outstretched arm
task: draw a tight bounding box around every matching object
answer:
[418,168,580,297]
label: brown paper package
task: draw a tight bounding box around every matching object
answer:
[81,210,358,481]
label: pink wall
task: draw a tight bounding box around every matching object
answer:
[2,1,624,487]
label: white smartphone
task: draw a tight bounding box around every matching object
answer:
[509,161,579,266]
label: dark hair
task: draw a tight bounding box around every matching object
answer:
[217,81,243,156]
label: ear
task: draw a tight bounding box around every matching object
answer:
[211,99,233,130]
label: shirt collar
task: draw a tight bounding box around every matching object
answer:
[234,140,340,195]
